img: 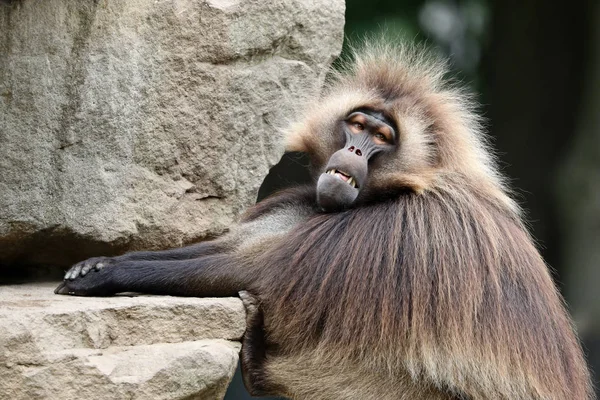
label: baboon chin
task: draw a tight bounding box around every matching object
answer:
[55,42,593,400]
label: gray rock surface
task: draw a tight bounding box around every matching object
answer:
[0,283,245,399]
[0,0,345,268]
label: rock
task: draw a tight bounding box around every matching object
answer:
[0,283,245,399]
[0,0,345,270]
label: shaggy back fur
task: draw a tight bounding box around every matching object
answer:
[252,42,593,399]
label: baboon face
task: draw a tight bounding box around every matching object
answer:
[287,89,442,211]
[316,108,398,211]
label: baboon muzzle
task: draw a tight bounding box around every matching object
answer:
[316,133,381,211]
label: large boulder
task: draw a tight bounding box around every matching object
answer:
[0,0,345,270]
[0,283,246,399]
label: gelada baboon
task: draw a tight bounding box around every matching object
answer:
[56,42,593,399]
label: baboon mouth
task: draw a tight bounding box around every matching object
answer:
[326,169,358,188]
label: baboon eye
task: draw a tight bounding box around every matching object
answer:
[353,122,364,131]
[374,132,387,143]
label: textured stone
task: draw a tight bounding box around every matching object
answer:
[0,283,244,399]
[0,0,345,268]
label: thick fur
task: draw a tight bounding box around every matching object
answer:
[57,41,594,399]
[245,42,593,399]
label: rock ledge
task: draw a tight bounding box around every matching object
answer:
[0,283,245,400]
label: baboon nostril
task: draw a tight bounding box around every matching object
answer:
[348,146,355,152]
[355,149,362,156]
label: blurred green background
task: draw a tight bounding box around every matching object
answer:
[226,0,600,398]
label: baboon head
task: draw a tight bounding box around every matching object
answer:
[285,43,515,214]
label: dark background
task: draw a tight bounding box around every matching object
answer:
[226,0,600,398]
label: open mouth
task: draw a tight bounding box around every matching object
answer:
[326,169,358,188]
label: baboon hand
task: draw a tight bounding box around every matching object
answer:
[55,257,118,296]
[239,290,260,320]
[65,257,116,279]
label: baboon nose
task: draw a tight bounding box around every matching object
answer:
[347,146,362,156]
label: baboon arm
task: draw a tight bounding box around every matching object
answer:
[54,255,247,297]
[55,186,316,298]
[113,241,229,262]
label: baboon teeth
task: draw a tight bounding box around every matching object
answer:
[326,169,357,188]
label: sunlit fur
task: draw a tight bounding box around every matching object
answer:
[285,41,518,212]
[244,42,594,399]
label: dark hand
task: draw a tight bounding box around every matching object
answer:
[54,257,118,296]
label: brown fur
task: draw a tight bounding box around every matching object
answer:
[57,41,594,399]
[243,42,593,399]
